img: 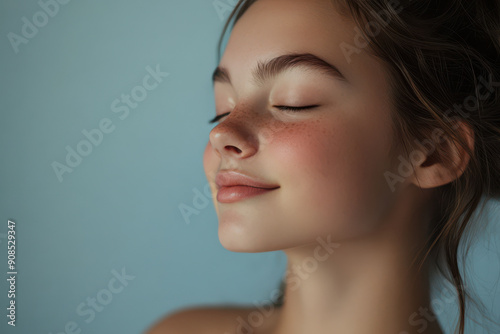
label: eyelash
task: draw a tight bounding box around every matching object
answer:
[208,105,319,124]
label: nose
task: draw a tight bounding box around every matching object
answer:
[208,109,259,160]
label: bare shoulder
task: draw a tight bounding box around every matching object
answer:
[145,305,279,334]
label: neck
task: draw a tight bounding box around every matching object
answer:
[269,189,444,334]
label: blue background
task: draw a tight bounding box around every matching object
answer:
[0,1,498,333]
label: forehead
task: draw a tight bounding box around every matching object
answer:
[219,0,356,83]
[218,0,393,106]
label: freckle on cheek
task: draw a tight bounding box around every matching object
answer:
[269,121,335,169]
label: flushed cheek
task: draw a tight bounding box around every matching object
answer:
[269,118,391,237]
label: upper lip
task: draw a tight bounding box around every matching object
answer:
[215,170,280,189]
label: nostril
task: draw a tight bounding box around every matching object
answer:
[225,145,242,154]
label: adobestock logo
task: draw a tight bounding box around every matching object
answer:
[51,64,169,183]
[178,181,215,224]
[282,234,341,291]
[398,283,467,334]
[384,73,499,192]
[340,0,404,64]
[7,0,73,54]
[47,267,135,334]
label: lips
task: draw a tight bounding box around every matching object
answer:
[215,170,280,189]
[215,170,280,203]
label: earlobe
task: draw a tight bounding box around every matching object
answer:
[409,120,475,189]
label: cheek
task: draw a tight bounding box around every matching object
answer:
[268,117,393,236]
[269,119,350,201]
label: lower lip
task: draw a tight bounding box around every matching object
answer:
[217,185,279,203]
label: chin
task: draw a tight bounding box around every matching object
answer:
[217,225,284,253]
[218,228,265,253]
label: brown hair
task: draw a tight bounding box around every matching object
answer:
[215,1,500,333]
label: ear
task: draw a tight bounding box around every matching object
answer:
[408,121,474,189]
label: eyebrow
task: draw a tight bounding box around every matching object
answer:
[212,52,347,87]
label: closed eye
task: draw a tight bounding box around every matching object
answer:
[208,112,230,124]
[208,105,319,124]
[274,105,320,111]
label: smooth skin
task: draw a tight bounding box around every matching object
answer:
[147,0,473,333]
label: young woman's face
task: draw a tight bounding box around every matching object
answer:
[203,0,401,252]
